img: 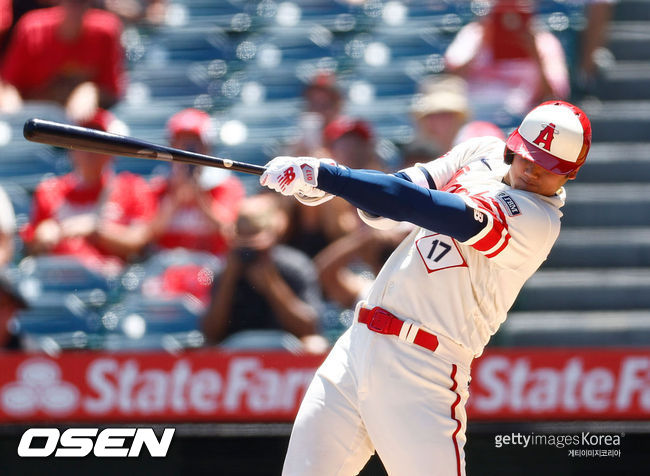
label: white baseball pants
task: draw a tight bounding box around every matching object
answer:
[282,322,472,476]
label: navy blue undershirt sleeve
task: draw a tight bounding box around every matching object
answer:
[393,170,414,183]
[317,163,487,242]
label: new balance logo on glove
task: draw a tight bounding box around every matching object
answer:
[277,166,297,192]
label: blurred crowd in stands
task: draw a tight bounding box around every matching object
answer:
[0,0,617,354]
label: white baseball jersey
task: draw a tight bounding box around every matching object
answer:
[364,136,564,357]
[282,137,566,476]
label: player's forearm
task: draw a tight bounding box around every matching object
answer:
[94,222,149,258]
[314,229,374,305]
[317,164,483,241]
[195,194,231,230]
[0,81,22,113]
[202,258,240,343]
[146,199,178,241]
[581,2,612,73]
[0,234,14,267]
[257,267,319,337]
[314,229,370,275]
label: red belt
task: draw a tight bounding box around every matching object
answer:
[358,306,439,352]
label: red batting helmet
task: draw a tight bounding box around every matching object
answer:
[506,100,592,176]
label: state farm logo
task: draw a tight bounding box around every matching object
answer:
[0,356,316,419]
[470,355,650,415]
[1,359,79,416]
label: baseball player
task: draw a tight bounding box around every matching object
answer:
[260,100,591,476]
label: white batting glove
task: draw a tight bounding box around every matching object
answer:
[260,156,335,203]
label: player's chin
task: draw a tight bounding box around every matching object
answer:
[513,178,539,193]
[510,181,529,192]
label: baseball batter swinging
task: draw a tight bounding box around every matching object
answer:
[260,100,591,475]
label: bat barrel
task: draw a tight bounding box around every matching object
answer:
[23,118,266,176]
[24,118,161,160]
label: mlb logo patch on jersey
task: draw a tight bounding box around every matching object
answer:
[496,192,521,217]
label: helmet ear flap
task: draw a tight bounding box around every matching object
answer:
[503,147,515,165]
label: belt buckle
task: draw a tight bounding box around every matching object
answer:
[368,308,392,334]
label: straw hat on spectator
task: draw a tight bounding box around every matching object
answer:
[410,75,470,121]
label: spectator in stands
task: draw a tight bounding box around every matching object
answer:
[9,0,53,24]
[444,0,570,118]
[406,74,504,163]
[399,141,441,169]
[0,0,16,110]
[0,0,126,121]
[203,193,329,354]
[452,120,505,147]
[282,117,376,258]
[147,108,245,258]
[0,270,26,350]
[409,74,471,158]
[0,185,16,268]
[577,0,618,93]
[290,71,345,157]
[323,116,381,170]
[21,109,155,276]
[0,0,11,50]
[101,0,168,25]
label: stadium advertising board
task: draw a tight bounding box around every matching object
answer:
[0,349,648,422]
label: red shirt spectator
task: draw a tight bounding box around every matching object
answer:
[0,0,11,39]
[0,2,125,119]
[21,110,155,275]
[147,108,245,257]
[149,170,245,256]
[445,0,569,118]
[22,172,155,271]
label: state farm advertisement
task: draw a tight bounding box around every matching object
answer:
[0,351,324,423]
[0,349,648,423]
[467,349,650,420]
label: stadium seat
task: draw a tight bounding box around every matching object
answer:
[121,249,222,294]
[101,330,205,352]
[101,294,204,336]
[20,331,102,353]
[13,292,103,335]
[17,255,121,310]
[219,329,305,354]
[493,310,650,347]
[18,255,119,293]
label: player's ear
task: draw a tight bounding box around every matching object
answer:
[567,170,578,180]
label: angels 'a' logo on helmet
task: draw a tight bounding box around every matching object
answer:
[532,123,558,151]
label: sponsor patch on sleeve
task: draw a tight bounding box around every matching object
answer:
[496,191,521,217]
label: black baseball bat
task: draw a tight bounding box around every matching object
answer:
[22,118,266,176]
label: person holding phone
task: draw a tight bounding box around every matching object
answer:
[146,108,245,258]
[202,193,329,354]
